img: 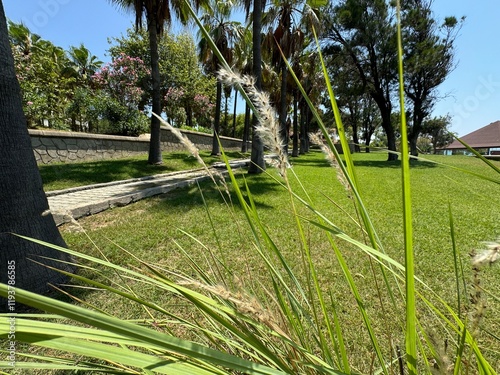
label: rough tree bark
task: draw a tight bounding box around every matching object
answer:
[0,1,74,310]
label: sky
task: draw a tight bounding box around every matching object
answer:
[3,0,500,137]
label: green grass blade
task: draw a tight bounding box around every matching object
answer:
[0,284,288,375]
[396,2,416,373]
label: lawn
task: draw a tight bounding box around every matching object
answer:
[38,150,247,191]
[57,150,500,373]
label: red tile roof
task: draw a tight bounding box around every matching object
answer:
[446,121,500,149]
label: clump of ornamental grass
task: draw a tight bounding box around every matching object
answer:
[1,1,500,374]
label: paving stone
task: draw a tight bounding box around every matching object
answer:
[47,160,249,225]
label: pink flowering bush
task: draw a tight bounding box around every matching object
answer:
[91,54,150,136]
[192,93,215,128]
[164,87,214,129]
[93,53,150,108]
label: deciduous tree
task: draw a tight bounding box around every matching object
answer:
[402,0,461,156]
[322,0,399,160]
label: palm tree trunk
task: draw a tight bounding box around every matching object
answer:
[224,88,229,135]
[241,102,250,153]
[147,15,163,165]
[248,0,266,174]
[212,80,222,156]
[0,3,74,308]
[279,62,288,155]
[292,90,299,157]
[232,90,237,138]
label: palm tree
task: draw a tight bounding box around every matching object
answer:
[263,0,319,155]
[62,44,103,132]
[0,1,74,306]
[198,0,241,155]
[232,26,253,152]
[65,43,103,83]
[7,20,44,56]
[243,0,266,173]
[109,0,206,165]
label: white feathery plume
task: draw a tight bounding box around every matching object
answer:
[218,68,289,176]
[472,239,500,268]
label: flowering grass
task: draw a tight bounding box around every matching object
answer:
[49,150,499,373]
[2,1,500,371]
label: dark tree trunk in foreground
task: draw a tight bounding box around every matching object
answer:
[0,2,73,309]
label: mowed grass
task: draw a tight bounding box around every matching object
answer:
[59,151,500,372]
[38,150,247,191]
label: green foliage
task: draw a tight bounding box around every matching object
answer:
[9,21,74,129]
[98,96,149,136]
[421,115,455,153]
[108,28,216,128]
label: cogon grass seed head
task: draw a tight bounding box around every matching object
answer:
[309,131,351,197]
[469,238,499,337]
[217,68,289,177]
[471,239,500,268]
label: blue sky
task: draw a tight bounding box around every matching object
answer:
[3,0,500,136]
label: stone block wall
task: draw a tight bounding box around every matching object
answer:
[30,127,245,164]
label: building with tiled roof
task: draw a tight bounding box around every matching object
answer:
[443,121,500,156]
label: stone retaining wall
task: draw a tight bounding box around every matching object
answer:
[30,127,245,164]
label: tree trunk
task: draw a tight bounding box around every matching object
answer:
[365,140,371,153]
[147,15,163,165]
[211,80,222,156]
[292,91,299,157]
[241,103,250,153]
[224,88,229,135]
[279,62,288,155]
[186,104,193,128]
[373,94,397,161]
[299,100,306,155]
[0,2,74,309]
[232,90,237,138]
[351,120,360,153]
[409,99,425,157]
[248,0,266,174]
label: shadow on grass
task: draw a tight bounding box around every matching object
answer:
[39,151,246,191]
[352,157,438,169]
[289,155,332,169]
[155,172,282,212]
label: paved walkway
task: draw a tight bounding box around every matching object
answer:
[47,159,250,226]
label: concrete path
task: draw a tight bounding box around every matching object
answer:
[47,159,250,226]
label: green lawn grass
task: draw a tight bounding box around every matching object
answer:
[58,150,500,372]
[38,150,247,191]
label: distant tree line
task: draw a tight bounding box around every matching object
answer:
[8,0,459,161]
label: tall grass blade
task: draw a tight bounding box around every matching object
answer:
[395,2,416,373]
[0,284,291,375]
